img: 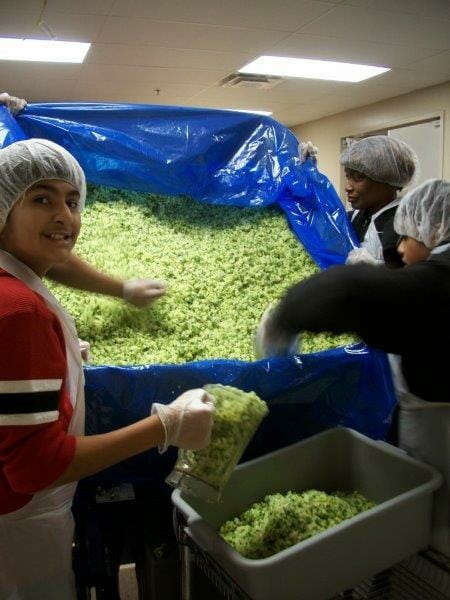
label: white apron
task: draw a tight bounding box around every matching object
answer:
[357,198,400,261]
[399,394,450,556]
[389,352,450,556]
[0,251,85,600]
[390,242,450,556]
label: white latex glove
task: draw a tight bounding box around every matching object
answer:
[346,247,384,266]
[0,92,27,116]
[123,278,167,308]
[299,140,319,164]
[253,306,300,359]
[78,338,92,363]
[151,389,215,453]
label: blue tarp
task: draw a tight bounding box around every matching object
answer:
[1,103,358,268]
[84,347,396,485]
[0,103,395,486]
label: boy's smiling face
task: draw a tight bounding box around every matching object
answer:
[0,179,81,277]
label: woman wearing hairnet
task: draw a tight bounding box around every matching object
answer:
[341,135,419,268]
[0,92,166,310]
[255,179,450,555]
[0,139,214,599]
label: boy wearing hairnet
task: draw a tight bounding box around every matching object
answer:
[0,139,214,599]
[255,179,450,556]
[0,92,166,310]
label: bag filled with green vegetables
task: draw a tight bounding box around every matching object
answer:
[166,384,268,502]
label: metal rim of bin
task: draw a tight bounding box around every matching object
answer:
[174,509,449,600]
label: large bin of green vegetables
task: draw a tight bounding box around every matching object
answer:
[1,104,397,486]
[172,427,442,600]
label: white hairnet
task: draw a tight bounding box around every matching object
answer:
[0,138,86,231]
[340,135,419,188]
[394,179,450,249]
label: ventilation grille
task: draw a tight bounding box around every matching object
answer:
[219,73,283,90]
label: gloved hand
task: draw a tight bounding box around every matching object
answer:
[299,140,319,164]
[151,389,215,453]
[0,92,27,116]
[253,306,300,359]
[346,247,384,266]
[78,338,91,363]
[123,278,167,308]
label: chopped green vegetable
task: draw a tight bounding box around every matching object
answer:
[168,384,268,501]
[47,184,354,365]
[220,489,375,559]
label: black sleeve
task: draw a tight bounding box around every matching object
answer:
[272,263,433,356]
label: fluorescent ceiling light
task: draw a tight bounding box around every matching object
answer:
[0,38,90,63]
[239,56,390,83]
[231,109,273,116]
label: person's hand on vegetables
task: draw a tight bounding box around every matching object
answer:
[122,278,167,308]
[254,305,300,359]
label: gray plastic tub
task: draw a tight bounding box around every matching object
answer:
[172,427,443,600]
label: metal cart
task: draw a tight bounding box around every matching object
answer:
[174,509,450,600]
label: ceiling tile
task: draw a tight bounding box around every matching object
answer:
[182,95,296,112]
[86,44,253,72]
[71,89,189,104]
[341,0,450,19]
[8,1,114,14]
[73,79,208,102]
[0,9,106,42]
[275,104,338,126]
[110,0,333,33]
[404,51,450,76]
[2,79,76,102]
[109,0,142,18]
[372,68,450,89]
[6,1,42,11]
[45,0,115,16]
[271,33,439,68]
[188,78,355,105]
[79,64,227,86]
[299,6,450,50]
[35,12,107,42]
[0,61,81,81]
[0,10,37,37]
[99,17,289,52]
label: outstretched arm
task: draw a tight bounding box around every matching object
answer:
[47,253,124,297]
[47,253,167,307]
[262,263,422,357]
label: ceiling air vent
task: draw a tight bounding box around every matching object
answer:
[220,73,283,90]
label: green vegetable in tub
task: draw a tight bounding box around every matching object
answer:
[47,184,354,365]
[220,489,376,559]
[173,384,268,492]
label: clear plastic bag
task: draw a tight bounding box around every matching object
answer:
[166,384,268,502]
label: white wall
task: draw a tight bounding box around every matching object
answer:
[292,81,450,197]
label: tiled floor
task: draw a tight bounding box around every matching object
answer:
[91,564,138,600]
[119,564,139,600]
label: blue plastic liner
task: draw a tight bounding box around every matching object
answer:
[0,103,395,488]
[84,345,396,485]
[3,102,358,268]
